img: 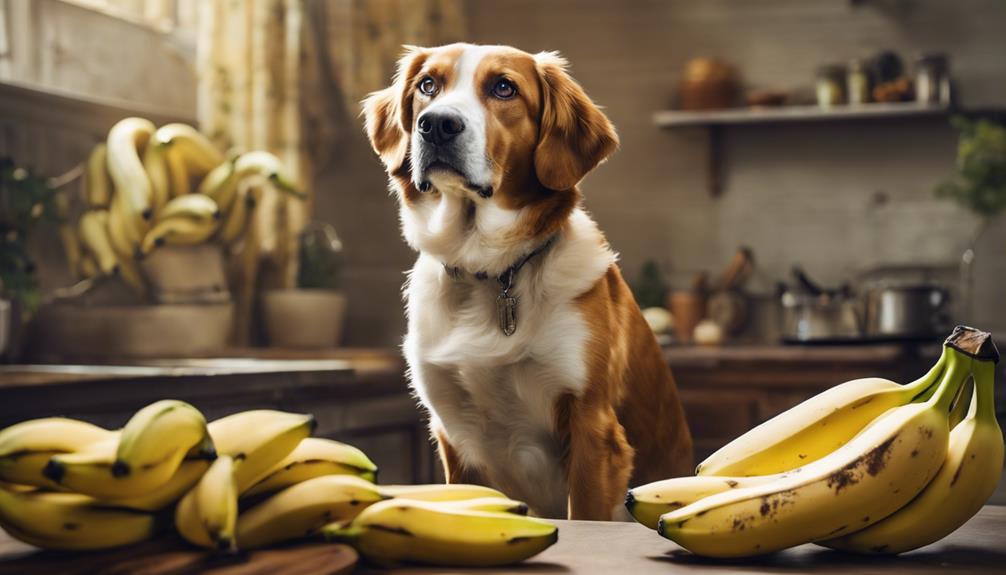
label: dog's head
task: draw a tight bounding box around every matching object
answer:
[363,43,618,216]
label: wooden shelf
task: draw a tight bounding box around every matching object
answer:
[653,102,955,197]
[653,102,952,128]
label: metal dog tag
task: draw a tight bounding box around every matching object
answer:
[497,294,518,336]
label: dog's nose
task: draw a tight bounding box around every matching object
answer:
[417,111,465,146]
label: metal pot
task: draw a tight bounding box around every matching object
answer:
[863,285,950,339]
[779,267,862,343]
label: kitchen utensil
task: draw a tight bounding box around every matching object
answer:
[779,268,862,343]
[863,284,950,340]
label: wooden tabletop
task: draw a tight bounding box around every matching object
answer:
[1,506,1003,574]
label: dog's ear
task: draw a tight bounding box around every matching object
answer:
[362,46,429,176]
[533,52,619,192]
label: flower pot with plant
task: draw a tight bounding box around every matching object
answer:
[263,221,347,348]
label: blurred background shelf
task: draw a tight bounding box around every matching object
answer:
[653,102,952,128]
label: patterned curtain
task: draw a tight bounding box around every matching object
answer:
[195,0,464,344]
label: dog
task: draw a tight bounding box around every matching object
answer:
[363,43,692,520]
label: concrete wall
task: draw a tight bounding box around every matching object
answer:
[317,0,1006,345]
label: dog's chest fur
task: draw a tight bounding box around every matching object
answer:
[402,206,614,517]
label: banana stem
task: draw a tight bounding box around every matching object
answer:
[928,350,973,413]
[908,346,949,400]
[972,360,999,423]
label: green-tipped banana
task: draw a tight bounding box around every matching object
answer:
[0,489,160,551]
[0,418,114,488]
[696,347,949,477]
[323,499,557,567]
[175,455,238,551]
[236,475,386,549]
[208,410,316,492]
[242,437,377,498]
[626,474,780,530]
[657,341,974,558]
[821,351,1003,555]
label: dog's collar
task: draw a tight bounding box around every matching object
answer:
[442,235,557,336]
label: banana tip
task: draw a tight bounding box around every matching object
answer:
[624,490,636,511]
[111,460,130,477]
[656,517,666,536]
[41,459,65,483]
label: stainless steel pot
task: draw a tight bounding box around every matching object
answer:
[863,285,950,339]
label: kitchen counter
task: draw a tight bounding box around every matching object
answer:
[0,506,1002,574]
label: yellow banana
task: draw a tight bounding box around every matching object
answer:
[242,437,378,498]
[154,193,221,223]
[154,124,225,179]
[139,216,220,255]
[377,483,505,502]
[142,141,170,215]
[77,210,120,276]
[626,474,780,530]
[233,150,304,198]
[236,475,386,549]
[85,143,112,208]
[696,348,948,477]
[438,496,530,515]
[78,254,100,280]
[175,455,238,551]
[164,143,191,198]
[0,488,160,551]
[106,458,212,512]
[218,184,263,245]
[821,357,1003,555]
[45,400,210,499]
[207,410,315,492]
[106,117,155,241]
[656,345,971,558]
[323,499,557,567]
[0,418,114,488]
[197,159,239,212]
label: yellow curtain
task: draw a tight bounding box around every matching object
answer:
[196,0,465,344]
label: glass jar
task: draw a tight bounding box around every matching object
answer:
[846,59,870,105]
[816,64,846,108]
[915,53,950,104]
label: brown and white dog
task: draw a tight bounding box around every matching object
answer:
[363,43,692,520]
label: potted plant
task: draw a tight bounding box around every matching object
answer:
[0,158,60,360]
[263,221,347,348]
[936,117,1006,322]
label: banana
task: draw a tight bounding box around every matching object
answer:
[197,159,239,212]
[106,117,155,241]
[114,399,213,479]
[0,418,113,488]
[626,474,780,530]
[175,455,238,551]
[139,216,220,255]
[154,124,225,179]
[948,375,974,429]
[85,143,112,208]
[44,400,211,499]
[107,458,212,512]
[439,496,529,515]
[217,184,261,245]
[164,143,191,197]
[242,437,378,498]
[233,150,304,198]
[656,345,972,558]
[236,475,386,549]
[155,193,221,223]
[0,488,160,551]
[142,141,171,215]
[105,196,148,294]
[323,499,558,567]
[77,210,120,276]
[696,348,948,477]
[208,410,316,492]
[821,357,1003,555]
[377,483,506,502]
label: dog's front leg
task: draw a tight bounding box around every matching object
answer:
[558,395,635,520]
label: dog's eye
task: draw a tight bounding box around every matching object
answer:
[491,78,517,99]
[418,77,438,96]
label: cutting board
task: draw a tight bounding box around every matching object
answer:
[0,535,358,575]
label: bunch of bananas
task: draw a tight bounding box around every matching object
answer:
[627,325,1003,558]
[0,402,556,567]
[72,117,303,294]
